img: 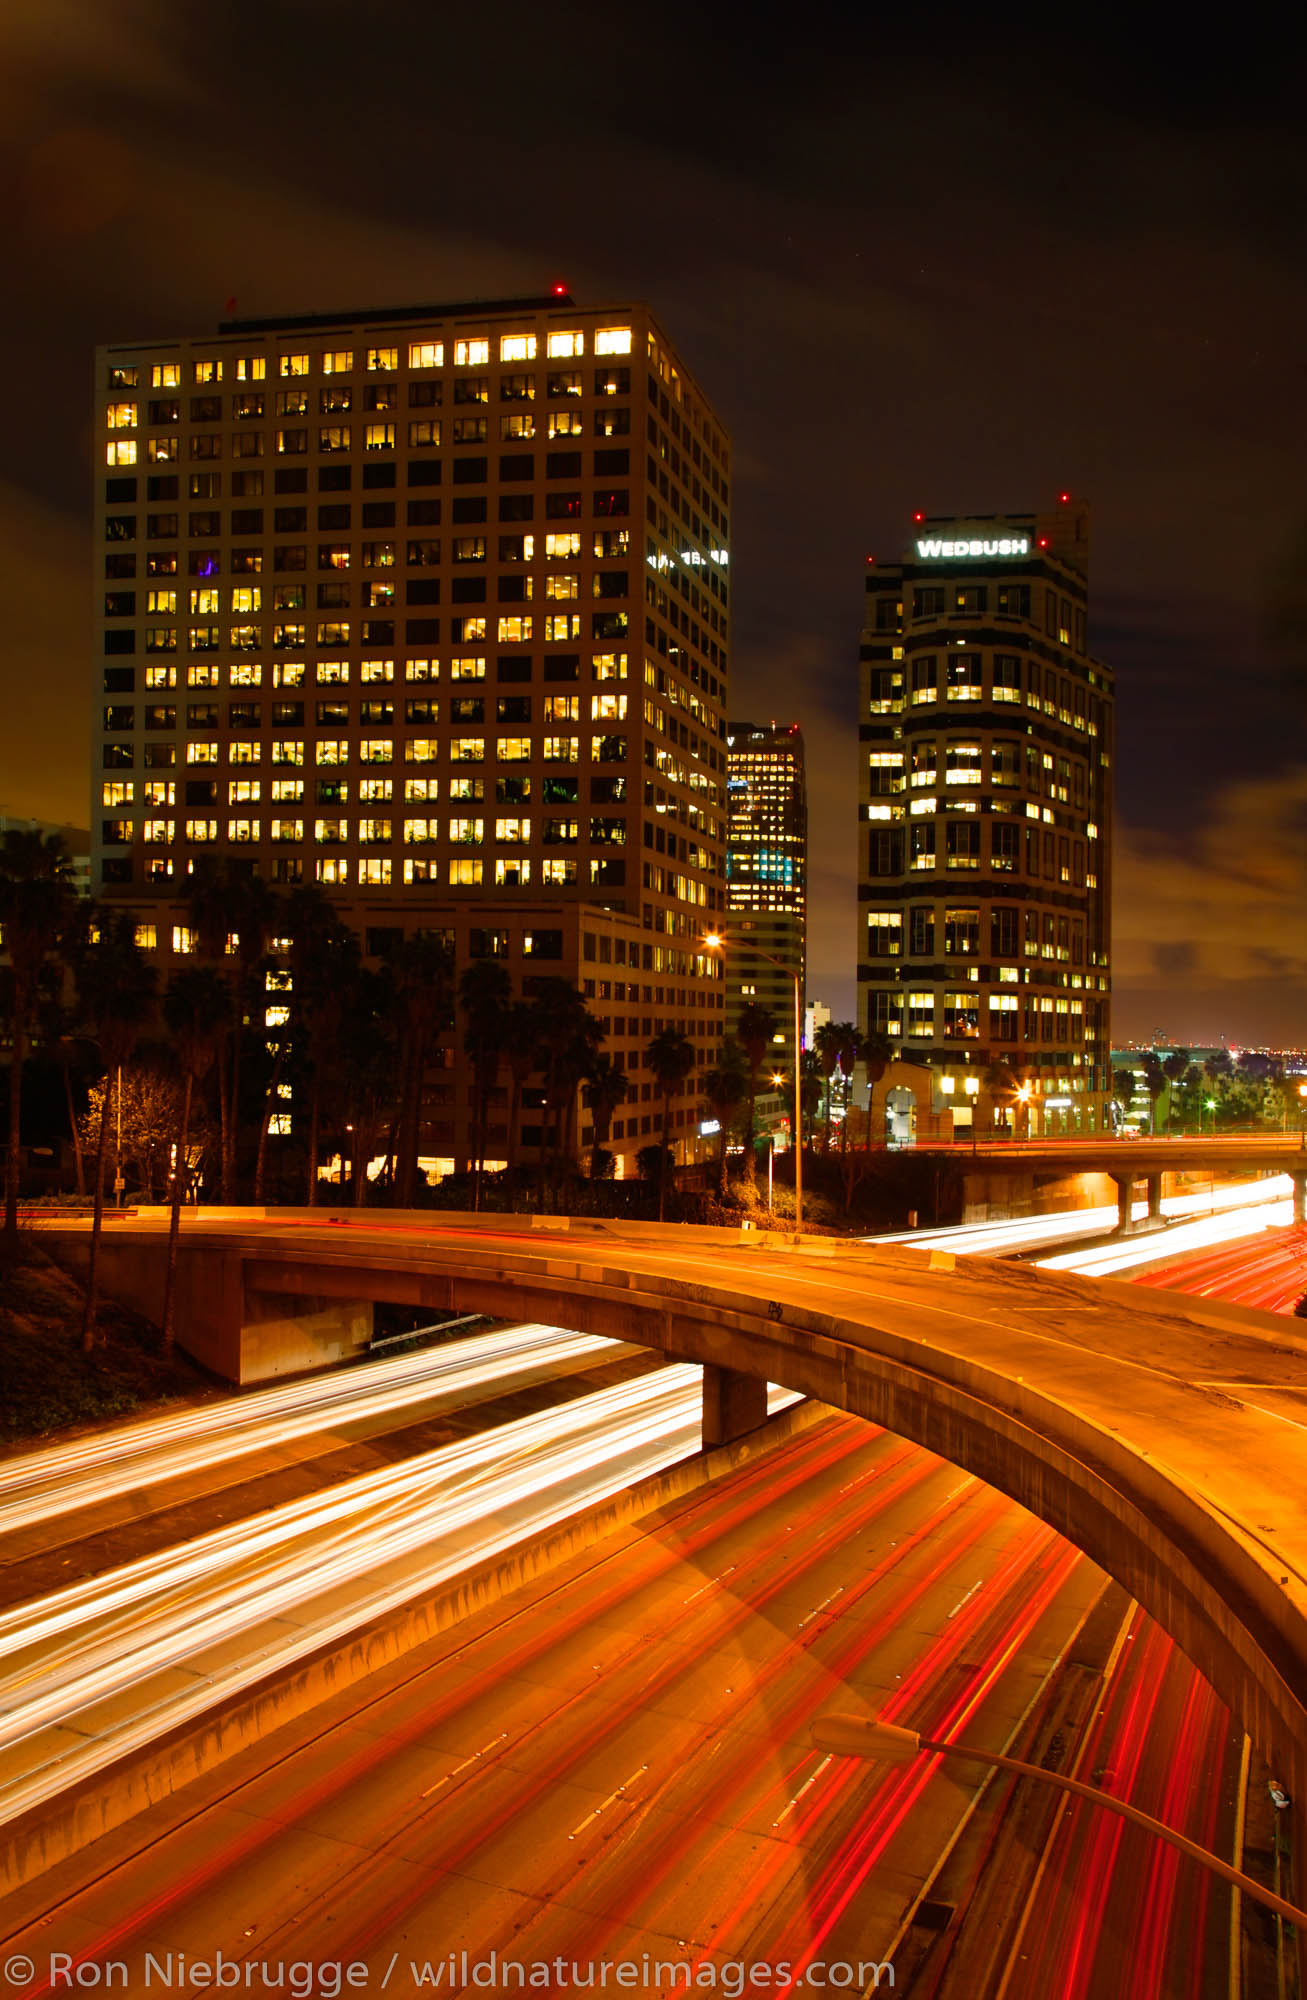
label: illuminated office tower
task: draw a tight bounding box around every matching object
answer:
[725,721,806,1079]
[857,497,1113,1135]
[91,293,731,1172]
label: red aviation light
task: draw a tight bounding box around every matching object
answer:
[1037,535,1050,549]
[912,510,926,523]
[1057,490,1072,504]
[866,553,875,564]
[552,282,568,297]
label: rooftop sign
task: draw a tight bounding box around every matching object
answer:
[915,535,1030,560]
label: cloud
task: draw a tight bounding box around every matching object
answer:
[1113,769,1307,1044]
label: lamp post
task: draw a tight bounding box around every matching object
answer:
[809,1711,1307,1930]
[1298,1081,1307,1149]
[703,932,803,1234]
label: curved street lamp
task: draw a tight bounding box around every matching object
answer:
[703,931,802,1233]
[809,1711,1307,1929]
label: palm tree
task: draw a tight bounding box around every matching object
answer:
[0,829,75,1238]
[295,913,361,1204]
[1112,1067,1137,1123]
[388,930,454,1205]
[832,1020,860,1153]
[160,966,229,1357]
[583,1053,629,1179]
[501,998,543,1206]
[813,1020,842,1151]
[1140,1050,1166,1135]
[1162,1047,1190,1135]
[460,958,512,1210]
[646,1027,696,1221]
[75,914,157,1351]
[984,1059,1018,1139]
[531,979,598,1198]
[859,1030,894,1149]
[700,1042,748,1198]
[800,1048,823,1149]
[736,1001,779,1189]
[338,967,398,1206]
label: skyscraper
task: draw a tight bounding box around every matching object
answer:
[725,721,807,1080]
[858,497,1113,1135]
[92,293,731,1173]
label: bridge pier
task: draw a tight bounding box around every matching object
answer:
[1110,1174,1139,1234]
[1147,1173,1164,1222]
[1293,1170,1307,1225]
[702,1364,769,1450]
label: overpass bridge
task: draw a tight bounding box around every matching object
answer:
[48,1209,1307,1831]
[923,1134,1307,1232]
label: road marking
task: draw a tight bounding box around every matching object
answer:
[947,1579,984,1619]
[419,1731,507,1799]
[798,1585,845,1630]
[683,1562,735,1605]
[773,1754,833,1826]
[568,1762,648,1839]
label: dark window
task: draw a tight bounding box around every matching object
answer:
[991,821,1020,872]
[591,735,626,763]
[359,700,393,723]
[868,829,903,876]
[361,501,396,527]
[103,590,136,617]
[361,619,394,643]
[522,930,563,959]
[452,457,488,484]
[405,698,439,723]
[594,367,630,396]
[362,461,397,489]
[317,504,351,529]
[406,538,440,565]
[186,703,218,727]
[408,380,441,408]
[103,630,136,655]
[990,906,1019,955]
[593,570,627,599]
[405,579,440,604]
[230,508,264,534]
[450,578,486,603]
[498,493,534,522]
[274,468,309,494]
[546,451,582,479]
[909,906,934,955]
[102,666,135,692]
[105,554,136,579]
[189,395,222,421]
[146,476,178,501]
[498,454,535,481]
[590,775,626,803]
[143,705,176,729]
[274,544,307,570]
[544,775,578,803]
[188,511,220,536]
[545,492,582,519]
[105,516,137,542]
[496,695,531,722]
[316,700,350,725]
[274,507,309,532]
[592,611,628,639]
[103,742,134,767]
[496,655,531,682]
[450,697,484,722]
[593,449,630,476]
[452,496,488,524]
[102,705,135,730]
[404,618,440,643]
[407,499,442,526]
[105,477,138,503]
[544,653,580,681]
[272,701,304,723]
[185,778,218,806]
[593,489,629,517]
[408,460,442,487]
[146,513,178,538]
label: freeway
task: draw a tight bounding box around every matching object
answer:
[0,1365,796,1831]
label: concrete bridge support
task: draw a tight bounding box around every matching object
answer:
[1293,1170,1307,1225]
[702,1364,769,1449]
[1148,1173,1164,1222]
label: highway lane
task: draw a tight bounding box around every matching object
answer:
[873,1174,1295,1261]
[1132,1222,1307,1316]
[0,1367,796,1829]
[0,1413,1108,1996]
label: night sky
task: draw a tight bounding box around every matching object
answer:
[3,6,1304,1046]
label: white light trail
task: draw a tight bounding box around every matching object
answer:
[0,1323,624,1537]
[867,1175,1293,1260]
[0,1368,797,1827]
[1035,1195,1297,1277]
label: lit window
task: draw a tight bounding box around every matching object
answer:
[404,776,438,802]
[148,437,179,462]
[366,347,399,372]
[591,693,627,721]
[450,655,486,681]
[185,818,218,842]
[499,334,537,362]
[319,426,351,453]
[365,422,395,451]
[408,419,441,448]
[227,818,260,842]
[408,341,443,369]
[594,328,632,355]
[544,694,580,722]
[316,857,350,884]
[359,738,393,764]
[450,737,485,762]
[270,818,304,842]
[545,532,582,559]
[495,816,530,842]
[497,736,532,762]
[547,331,584,359]
[403,816,440,842]
[151,364,181,389]
[495,857,531,886]
[497,616,533,643]
[171,926,196,953]
[101,781,135,806]
[548,410,583,439]
[449,817,484,844]
[279,353,310,377]
[321,350,353,375]
[454,339,490,366]
[106,440,137,466]
[235,356,267,382]
[405,657,439,683]
[500,413,535,441]
[272,740,305,766]
[316,740,349,765]
[541,858,576,885]
[358,858,392,885]
[456,616,487,640]
[591,652,627,681]
[106,402,137,430]
[448,858,482,885]
[192,360,223,384]
[543,736,579,763]
[405,739,439,765]
[452,536,486,562]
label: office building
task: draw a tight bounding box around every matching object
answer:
[91,293,731,1172]
[725,721,806,1079]
[858,496,1113,1135]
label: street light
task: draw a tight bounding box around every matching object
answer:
[809,1712,1307,1930]
[703,931,803,1234]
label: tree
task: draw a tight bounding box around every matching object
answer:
[79,1065,209,1203]
[583,1053,630,1180]
[294,909,361,1204]
[736,1001,779,1188]
[1140,1051,1166,1134]
[646,1027,696,1222]
[501,998,544,1205]
[74,914,158,1351]
[387,930,454,1205]
[813,1020,842,1151]
[0,829,75,1238]
[859,1030,894,1150]
[832,1021,860,1154]
[531,979,600,1197]
[1112,1067,1137,1120]
[700,1043,748,1198]
[460,958,512,1210]
[160,967,230,1358]
[1162,1047,1190,1135]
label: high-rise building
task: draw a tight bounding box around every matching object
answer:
[91,293,732,1173]
[725,721,807,1079]
[858,496,1113,1135]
